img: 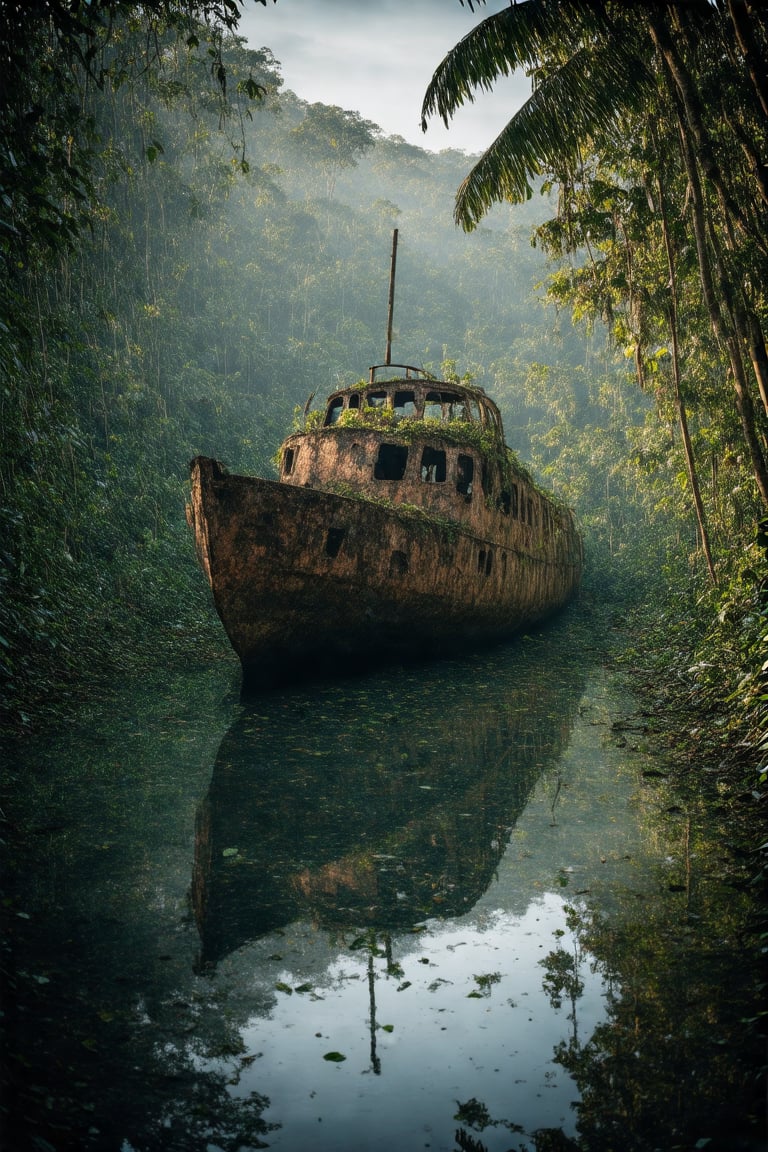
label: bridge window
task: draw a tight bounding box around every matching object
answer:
[366,391,387,408]
[457,454,474,497]
[348,393,360,410]
[374,442,408,480]
[424,391,443,421]
[394,390,416,418]
[324,397,344,425]
[420,447,446,483]
[447,399,469,421]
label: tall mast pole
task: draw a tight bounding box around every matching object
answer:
[384,228,398,366]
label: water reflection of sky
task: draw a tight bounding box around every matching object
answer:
[220,896,600,1151]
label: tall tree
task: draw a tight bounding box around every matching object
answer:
[421,0,768,508]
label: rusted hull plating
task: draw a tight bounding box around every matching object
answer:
[188,456,582,684]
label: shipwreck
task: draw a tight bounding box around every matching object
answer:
[187,232,582,685]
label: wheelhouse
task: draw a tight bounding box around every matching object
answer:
[322,365,503,436]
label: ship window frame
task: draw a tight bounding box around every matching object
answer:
[324,396,344,426]
[423,391,443,421]
[283,446,297,476]
[447,398,470,421]
[366,390,388,409]
[374,441,409,481]
[394,390,416,418]
[348,393,361,410]
[420,446,447,484]
[456,453,474,498]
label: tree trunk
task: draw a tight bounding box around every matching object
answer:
[726,0,768,121]
[657,175,717,583]
[651,9,768,257]
[649,14,768,507]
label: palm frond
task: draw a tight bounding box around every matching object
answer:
[454,37,656,228]
[421,0,609,130]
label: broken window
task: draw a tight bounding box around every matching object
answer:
[324,397,344,426]
[325,527,345,558]
[420,446,446,483]
[456,454,474,497]
[527,498,535,527]
[366,391,387,408]
[423,391,443,421]
[374,442,408,480]
[282,446,297,476]
[468,398,481,421]
[500,490,511,515]
[394,391,416,418]
[447,399,469,421]
[389,550,409,576]
[348,393,361,410]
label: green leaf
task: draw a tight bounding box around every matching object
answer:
[323,1051,346,1062]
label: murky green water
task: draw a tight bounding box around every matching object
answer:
[1,615,762,1151]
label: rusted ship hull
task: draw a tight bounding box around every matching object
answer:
[188,455,581,684]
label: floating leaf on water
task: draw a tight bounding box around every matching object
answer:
[294,983,313,994]
[381,1024,394,1033]
[323,1051,346,1062]
[275,982,293,994]
[222,847,239,858]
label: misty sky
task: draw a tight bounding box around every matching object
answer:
[239,0,530,155]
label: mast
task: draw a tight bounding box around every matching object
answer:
[384,228,398,366]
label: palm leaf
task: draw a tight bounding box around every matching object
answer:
[421,0,610,130]
[453,36,656,228]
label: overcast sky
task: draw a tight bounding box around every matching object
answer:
[238,0,531,155]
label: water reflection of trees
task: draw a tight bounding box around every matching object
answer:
[540,787,764,1152]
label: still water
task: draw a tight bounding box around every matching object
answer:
[2,615,761,1152]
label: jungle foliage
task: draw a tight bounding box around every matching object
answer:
[0,0,765,809]
[423,0,768,820]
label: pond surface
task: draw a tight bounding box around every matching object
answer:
[1,613,762,1152]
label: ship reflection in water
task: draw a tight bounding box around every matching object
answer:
[192,639,587,968]
[183,633,617,1152]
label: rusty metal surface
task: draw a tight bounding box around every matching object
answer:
[188,435,582,684]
